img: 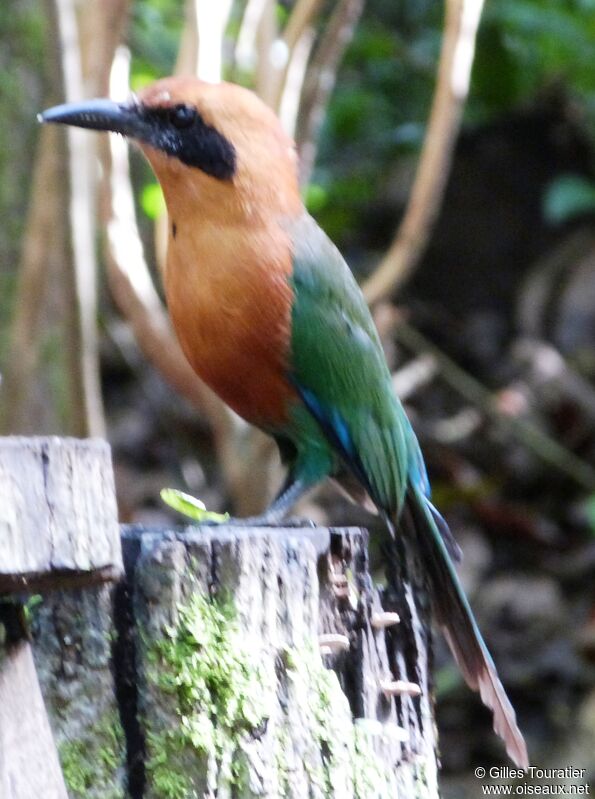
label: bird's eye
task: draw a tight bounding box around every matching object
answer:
[170,104,197,129]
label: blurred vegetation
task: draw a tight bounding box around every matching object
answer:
[0,1,46,360]
[314,0,595,249]
[1,0,595,789]
[3,1,594,294]
[116,0,595,253]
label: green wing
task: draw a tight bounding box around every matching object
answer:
[287,213,423,513]
[286,217,527,766]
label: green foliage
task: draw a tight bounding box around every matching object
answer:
[23,594,43,625]
[474,0,595,122]
[312,0,595,253]
[145,591,267,797]
[129,0,183,86]
[304,183,329,214]
[140,182,166,220]
[352,722,393,799]
[306,647,343,797]
[59,709,125,799]
[145,742,193,799]
[0,0,45,354]
[160,488,230,523]
[279,643,394,799]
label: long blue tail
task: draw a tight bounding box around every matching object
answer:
[404,485,529,769]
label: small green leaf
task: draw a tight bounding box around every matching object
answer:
[130,70,159,92]
[23,594,43,624]
[141,182,166,220]
[160,488,230,523]
[304,183,328,214]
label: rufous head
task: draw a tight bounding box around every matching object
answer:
[40,76,301,222]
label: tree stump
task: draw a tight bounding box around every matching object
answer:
[0,436,440,798]
[32,584,127,799]
[0,437,124,799]
[119,524,439,799]
[0,437,122,591]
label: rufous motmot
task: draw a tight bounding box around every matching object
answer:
[41,76,528,768]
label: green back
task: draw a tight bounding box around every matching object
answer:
[286,213,424,513]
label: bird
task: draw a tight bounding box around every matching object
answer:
[41,76,528,768]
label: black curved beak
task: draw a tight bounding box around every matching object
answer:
[38,98,145,139]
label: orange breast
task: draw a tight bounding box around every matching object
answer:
[165,220,298,431]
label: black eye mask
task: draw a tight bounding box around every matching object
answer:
[40,98,237,181]
[140,103,237,180]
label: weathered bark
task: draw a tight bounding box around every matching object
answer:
[119,524,439,798]
[0,435,438,797]
[0,437,122,593]
[32,585,126,799]
[0,641,68,799]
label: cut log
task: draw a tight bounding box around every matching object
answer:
[31,585,126,799]
[119,523,439,799]
[0,437,122,593]
[0,641,68,799]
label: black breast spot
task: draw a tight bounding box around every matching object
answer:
[172,222,177,239]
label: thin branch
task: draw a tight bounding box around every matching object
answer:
[0,125,63,434]
[295,0,366,185]
[98,48,274,513]
[283,0,323,53]
[234,0,271,74]
[2,0,109,436]
[77,0,129,95]
[395,322,595,491]
[255,0,280,104]
[102,49,239,452]
[152,1,201,279]
[278,26,316,136]
[55,0,105,436]
[269,0,324,113]
[97,6,274,513]
[196,0,234,82]
[175,0,200,76]
[363,0,485,305]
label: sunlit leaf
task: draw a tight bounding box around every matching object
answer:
[130,69,159,92]
[304,183,328,214]
[160,488,230,523]
[141,182,166,220]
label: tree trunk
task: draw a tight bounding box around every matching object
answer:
[0,436,439,797]
[116,523,439,798]
[0,437,122,592]
[0,437,124,799]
